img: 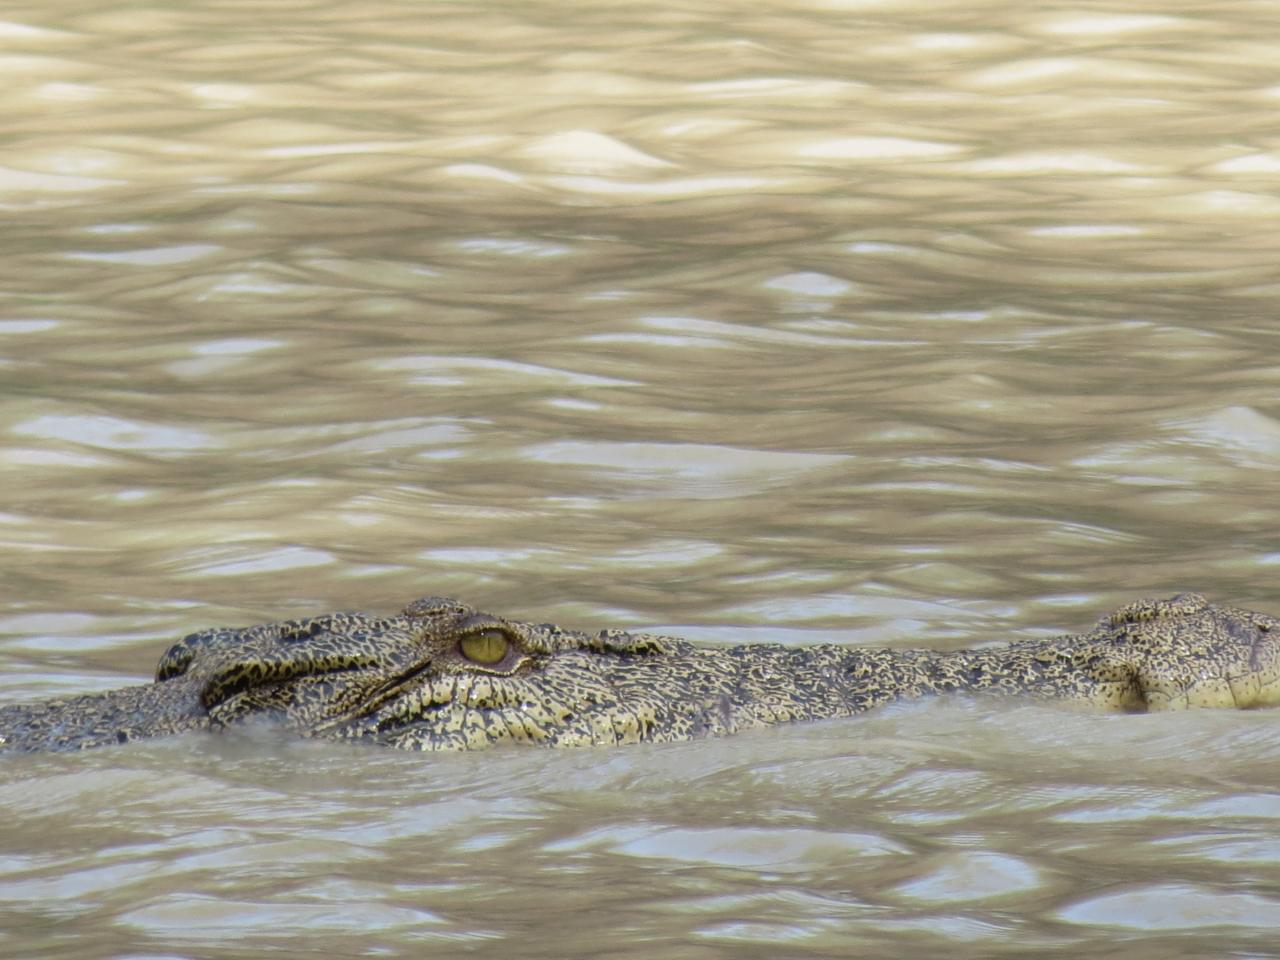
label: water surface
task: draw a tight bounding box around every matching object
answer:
[2,0,1280,956]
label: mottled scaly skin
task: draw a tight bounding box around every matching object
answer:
[2,593,1278,754]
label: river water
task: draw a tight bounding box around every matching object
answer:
[2,0,1280,956]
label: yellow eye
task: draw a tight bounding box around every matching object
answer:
[459,629,510,666]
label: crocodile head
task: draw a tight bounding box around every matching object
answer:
[5,592,1280,754]
[157,596,740,749]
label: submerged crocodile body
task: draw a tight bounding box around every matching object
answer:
[1,592,1278,754]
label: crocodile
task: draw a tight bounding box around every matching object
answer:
[1,592,1278,753]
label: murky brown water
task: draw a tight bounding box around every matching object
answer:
[2,0,1280,956]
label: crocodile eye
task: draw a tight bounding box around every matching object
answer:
[459,629,510,665]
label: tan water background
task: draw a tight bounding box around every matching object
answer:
[2,0,1280,956]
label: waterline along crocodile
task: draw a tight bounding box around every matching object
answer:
[1,592,1278,753]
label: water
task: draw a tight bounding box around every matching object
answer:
[2,0,1280,956]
